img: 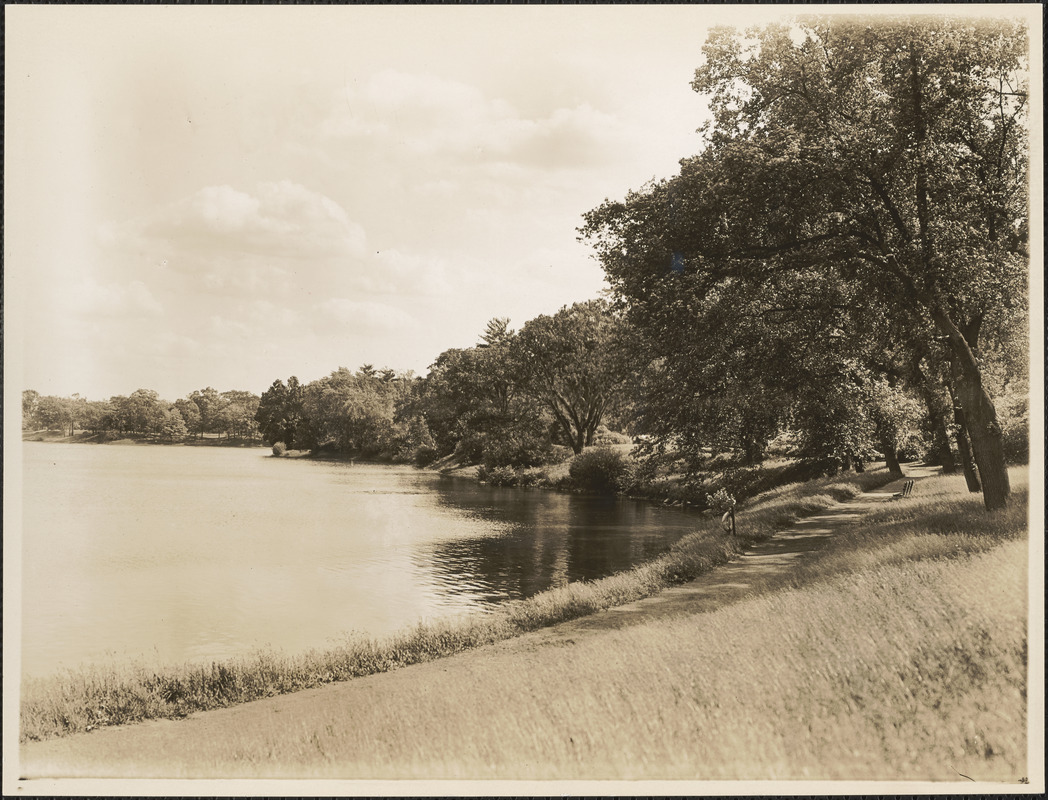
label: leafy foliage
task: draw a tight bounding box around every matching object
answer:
[255,377,304,448]
[568,447,632,495]
[512,299,627,455]
[581,15,1029,509]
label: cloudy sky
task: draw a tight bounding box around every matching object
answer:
[5,4,1006,402]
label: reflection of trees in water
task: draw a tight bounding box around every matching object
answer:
[417,482,695,604]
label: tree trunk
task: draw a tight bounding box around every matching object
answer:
[880,433,904,477]
[930,415,957,473]
[953,418,981,493]
[932,307,1010,510]
[947,373,981,493]
[913,365,956,472]
[960,392,1009,509]
[953,373,1009,510]
[570,424,585,455]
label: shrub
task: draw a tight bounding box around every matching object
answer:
[414,445,439,467]
[453,432,487,465]
[272,442,287,457]
[517,468,546,488]
[482,421,554,469]
[485,466,519,487]
[551,473,575,491]
[568,447,632,495]
[593,426,631,446]
[548,444,573,463]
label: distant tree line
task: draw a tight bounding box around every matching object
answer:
[22,387,261,443]
[23,276,1027,490]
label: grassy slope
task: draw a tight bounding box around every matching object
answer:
[20,469,893,743]
[21,469,1030,781]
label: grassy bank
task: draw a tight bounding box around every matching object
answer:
[20,469,893,743]
[211,543,1028,781]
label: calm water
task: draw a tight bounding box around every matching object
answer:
[21,442,701,677]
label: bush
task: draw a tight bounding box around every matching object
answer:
[453,432,487,465]
[592,425,631,446]
[548,444,573,463]
[568,447,632,495]
[482,421,554,469]
[272,442,287,456]
[517,468,546,488]
[485,466,519,487]
[414,445,439,467]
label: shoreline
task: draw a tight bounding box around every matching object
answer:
[22,430,267,448]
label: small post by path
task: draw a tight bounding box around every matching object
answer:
[708,488,738,536]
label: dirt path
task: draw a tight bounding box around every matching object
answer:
[18,468,938,780]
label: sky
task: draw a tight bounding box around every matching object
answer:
[5,4,1035,402]
[3,4,753,402]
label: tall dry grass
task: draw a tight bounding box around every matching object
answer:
[208,543,1026,781]
[20,469,892,742]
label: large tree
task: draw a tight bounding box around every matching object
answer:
[583,15,1028,509]
[22,389,40,429]
[405,318,551,465]
[187,387,228,438]
[217,390,261,439]
[254,377,304,447]
[511,299,625,455]
[298,367,407,456]
[123,389,165,435]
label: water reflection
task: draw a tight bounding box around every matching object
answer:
[417,479,698,603]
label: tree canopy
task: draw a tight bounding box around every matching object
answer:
[511,299,626,455]
[582,14,1029,509]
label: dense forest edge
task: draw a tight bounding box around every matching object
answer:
[22,16,1031,515]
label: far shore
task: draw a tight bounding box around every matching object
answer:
[22,429,267,448]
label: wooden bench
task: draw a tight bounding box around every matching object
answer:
[892,479,915,500]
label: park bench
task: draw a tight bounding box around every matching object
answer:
[892,479,915,500]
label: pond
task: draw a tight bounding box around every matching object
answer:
[20,442,702,677]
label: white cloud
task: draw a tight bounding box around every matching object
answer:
[110,181,367,262]
[208,315,253,340]
[367,249,451,297]
[12,8,733,401]
[314,297,417,334]
[76,278,164,318]
[244,299,300,330]
[322,69,632,170]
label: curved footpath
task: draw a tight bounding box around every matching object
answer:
[19,469,938,780]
